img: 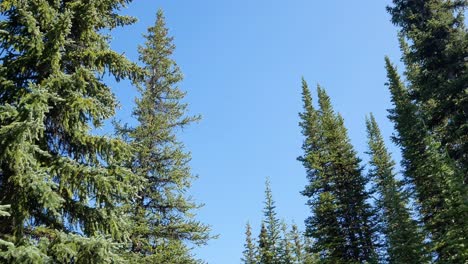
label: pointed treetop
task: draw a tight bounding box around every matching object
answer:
[300,78,314,114]
[263,178,279,238]
[384,57,407,97]
[263,178,276,216]
[242,222,257,264]
[366,113,387,148]
[365,113,429,263]
[316,85,333,116]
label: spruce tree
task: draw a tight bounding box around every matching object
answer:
[115,10,210,263]
[387,0,468,174]
[298,79,377,263]
[299,80,346,263]
[385,1,467,261]
[263,178,281,262]
[0,0,142,262]
[385,57,467,262]
[0,203,50,262]
[255,179,282,264]
[242,222,257,264]
[365,113,428,263]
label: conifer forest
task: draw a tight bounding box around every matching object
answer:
[0,0,467,263]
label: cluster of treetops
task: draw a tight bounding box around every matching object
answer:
[0,0,466,263]
[241,1,467,263]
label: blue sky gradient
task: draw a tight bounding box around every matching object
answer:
[105,1,403,263]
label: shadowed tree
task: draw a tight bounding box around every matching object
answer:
[387,0,468,174]
[385,57,467,262]
[298,79,377,263]
[365,113,428,263]
[385,1,467,261]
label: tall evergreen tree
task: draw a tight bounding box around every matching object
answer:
[242,222,257,264]
[385,1,467,262]
[0,0,143,262]
[365,113,428,263]
[385,57,467,262]
[387,0,468,174]
[116,10,210,263]
[298,79,377,263]
[298,80,346,263]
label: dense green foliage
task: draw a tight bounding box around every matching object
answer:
[365,114,428,263]
[0,1,209,262]
[290,2,467,263]
[1,0,466,263]
[115,10,210,263]
[388,0,467,173]
[385,1,467,262]
[298,80,377,263]
[0,0,143,262]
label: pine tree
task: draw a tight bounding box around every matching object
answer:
[263,178,281,262]
[298,79,377,263]
[387,0,468,175]
[298,80,346,263]
[0,0,143,262]
[242,222,257,264]
[115,10,210,263]
[385,1,467,261]
[385,57,467,262]
[365,113,428,263]
[255,179,282,264]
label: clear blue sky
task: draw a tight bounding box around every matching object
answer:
[106,1,403,263]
